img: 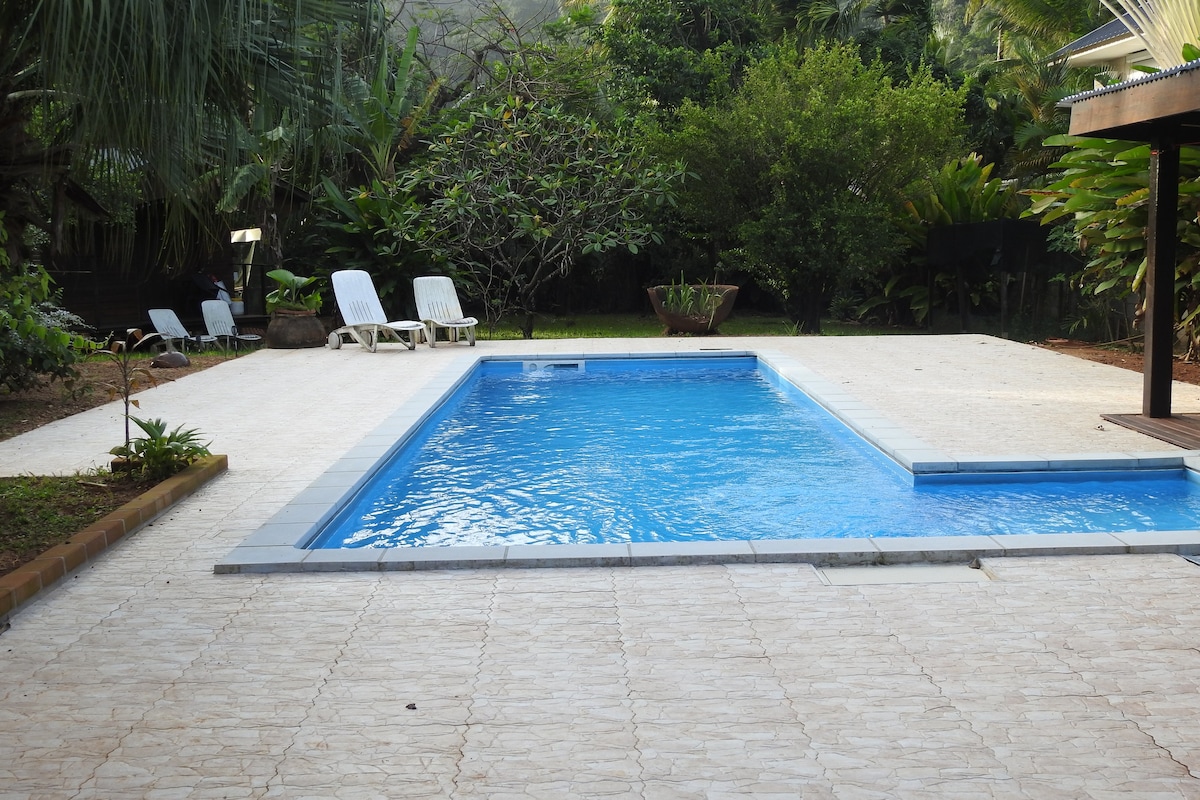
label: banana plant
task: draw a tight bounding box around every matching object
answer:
[336,26,433,182]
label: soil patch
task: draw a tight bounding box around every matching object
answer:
[1038,339,1200,386]
[0,354,231,442]
[0,475,153,575]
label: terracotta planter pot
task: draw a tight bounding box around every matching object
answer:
[647,285,739,335]
[266,309,327,349]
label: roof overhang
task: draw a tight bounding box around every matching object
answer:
[1061,59,1200,142]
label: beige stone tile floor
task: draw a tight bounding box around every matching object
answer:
[4,334,1200,798]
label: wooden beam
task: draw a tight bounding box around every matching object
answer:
[1143,138,1179,418]
[1068,68,1200,140]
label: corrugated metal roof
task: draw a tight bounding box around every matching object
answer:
[1048,16,1141,61]
[1060,58,1200,106]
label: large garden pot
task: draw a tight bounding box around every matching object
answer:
[647,284,739,335]
[266,309,327,349]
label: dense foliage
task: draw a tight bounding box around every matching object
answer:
[404,97,687,337]
[8,0,1199,345]
[0,218,88,393]
[660,43,964,332]
[1026,137,1200,353]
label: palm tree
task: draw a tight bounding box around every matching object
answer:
[966,0,1109,52]
[1098,0,1200,66]
[1,0,383,272]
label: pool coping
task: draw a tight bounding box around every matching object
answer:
[214,349,1200,574]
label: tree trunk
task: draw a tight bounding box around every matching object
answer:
[793,291,823,334]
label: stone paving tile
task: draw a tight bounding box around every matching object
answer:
[8,339,1200,797]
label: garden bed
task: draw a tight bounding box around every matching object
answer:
[0,454,227,619]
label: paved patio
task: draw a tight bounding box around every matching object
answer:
[4,334,1200,798]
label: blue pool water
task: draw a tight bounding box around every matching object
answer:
[310,357,1200,549]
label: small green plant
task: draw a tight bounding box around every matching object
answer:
[661,273,727,323]
[109,417,211,481]
[92,332,159,448]
[265,269,323,313]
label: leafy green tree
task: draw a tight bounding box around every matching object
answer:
[966,0,1108,51]
[601,0,772,109]
[660,42,963,332]
[2,0,381,271]
[403,96,687,337]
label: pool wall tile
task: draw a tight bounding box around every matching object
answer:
[873,535,1003,564]
[301,549,384,571]
[214,545,308,573]
[750,538,882,566]
[1112,530,1200,553]
[992,532,1129,556]
[505,544,632,568]
[955,457,1050,472]
[1041,453,1151,470]
[628,541,756,566]
[380,546,509,570]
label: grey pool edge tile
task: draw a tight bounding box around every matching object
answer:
[1111,529,1200,554]
[628,540,756,566]
[505,543,632,568]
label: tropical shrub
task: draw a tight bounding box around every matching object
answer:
[1024,136,1200,353]
[109,417,212,482]
[659,42,964,332]
[861,153,1022,324]
[0,218,89,392]
[265,269,324,313]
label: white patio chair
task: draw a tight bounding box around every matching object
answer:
[201,300,262,352]
[328,270,426,352]
[147,308,217,352]
[413,275,477,347]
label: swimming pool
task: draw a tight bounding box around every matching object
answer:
[311,356,1200,548]
[216,350,1200,572]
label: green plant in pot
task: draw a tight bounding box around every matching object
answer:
[648,273,739,335]
[265,268,327,348]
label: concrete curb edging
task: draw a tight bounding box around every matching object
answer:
[0,454,228,621]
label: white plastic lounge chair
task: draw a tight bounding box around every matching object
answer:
[201,300,262,352]
[413,275,477,347]
[147,308,217,352]
[328,270,426,352]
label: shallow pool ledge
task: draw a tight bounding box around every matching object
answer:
[213,530,1200,574]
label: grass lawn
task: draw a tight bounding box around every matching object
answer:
[0,474,152,575]
[477,311,904,339]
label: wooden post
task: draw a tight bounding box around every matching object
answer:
[1143,138,1179,418]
